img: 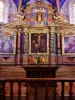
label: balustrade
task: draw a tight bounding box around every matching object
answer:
[0,78,75,100]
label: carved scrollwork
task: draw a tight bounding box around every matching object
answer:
[9,13,25,22]
[53,10,68,23]
[67,57,75,61]
[56,26,75,35]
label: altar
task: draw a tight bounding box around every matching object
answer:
[0,1,75,78]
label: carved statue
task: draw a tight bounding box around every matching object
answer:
[36,13,42,21]
[9,12,25,22]
[53,10,68,23]
[57,13,68,22]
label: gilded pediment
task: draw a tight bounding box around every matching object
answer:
[25,1,54,12]
[20,1,54,27]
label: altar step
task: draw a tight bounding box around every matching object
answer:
[0,66,75,78]
[56,66,75,78]
[0,66,26,78]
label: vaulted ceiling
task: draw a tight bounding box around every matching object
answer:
[13,0,66,8]
[47,0,66,8]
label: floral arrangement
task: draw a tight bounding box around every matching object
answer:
[40,57,47,64]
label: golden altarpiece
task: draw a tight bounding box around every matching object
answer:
[0,1,75,77]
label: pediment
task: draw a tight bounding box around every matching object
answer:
[25,1,54,13]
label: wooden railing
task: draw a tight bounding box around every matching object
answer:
[0,78,75,100]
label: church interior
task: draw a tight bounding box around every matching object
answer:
[0,0,75,100]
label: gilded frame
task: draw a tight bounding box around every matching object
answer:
[62,34,75,55]
[29,32,49,54]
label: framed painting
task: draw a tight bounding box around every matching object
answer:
[0,34,16,54]
[62,34,75,55]
[29,33,49,54]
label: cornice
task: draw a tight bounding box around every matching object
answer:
[4,21,30,28]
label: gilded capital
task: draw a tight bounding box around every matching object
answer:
[16,25,22,34]
[51,27,55,33]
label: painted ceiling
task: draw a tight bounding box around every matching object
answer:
[13,0,66,8]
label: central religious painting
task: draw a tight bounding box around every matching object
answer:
[29,33,49,54]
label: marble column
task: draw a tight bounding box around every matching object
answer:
[9,0,17,14]
[16,26,22,64]
[3,0,17,23]
[57,29,62,64]
[3,0,9,23]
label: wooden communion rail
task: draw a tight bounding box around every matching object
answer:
[0,78,75,100]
